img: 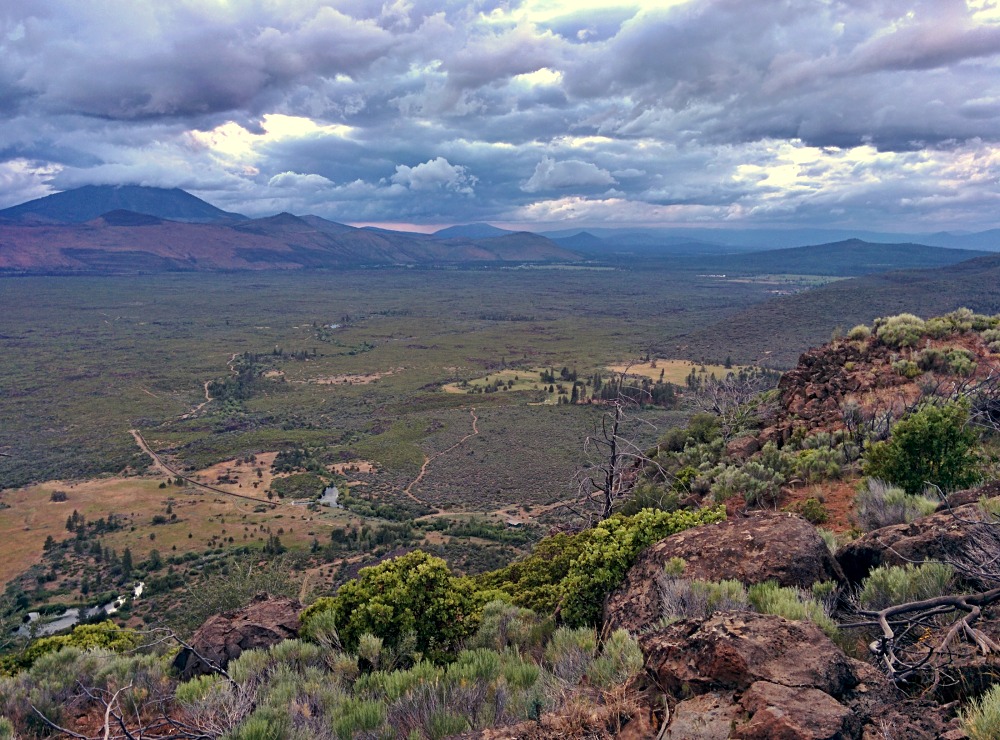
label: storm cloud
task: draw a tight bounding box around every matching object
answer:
[2,0,1000,231]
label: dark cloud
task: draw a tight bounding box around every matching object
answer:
[1,0,999,230]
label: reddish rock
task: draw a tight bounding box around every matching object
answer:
[727,436,761,461]
[173,593,301,679]
[639,612,863,698]
[733,681,859,740]
[605,513,844,633]
[836,499,1000,588]
[664,692,741,740]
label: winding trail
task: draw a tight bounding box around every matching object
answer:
[130,429,278,508]
[402,407,479,509]
[179,353,239,420]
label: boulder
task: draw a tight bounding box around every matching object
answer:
[664,692,742,740]
[606,513,845,633]
[639,612,865,698]
[733,681,859,740]
[836,500,1000,588]
[727,435,761,461]
[172,593,301,679]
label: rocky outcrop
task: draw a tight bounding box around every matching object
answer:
[760,339,905,446]
[641,612,955,739]
[172,593,301,679]
[605,513,845,633]
[639,612,865,698]
[836,499,1000,588]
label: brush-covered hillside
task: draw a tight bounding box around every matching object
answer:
[3,309,1000,738]
[679,253,1000,367]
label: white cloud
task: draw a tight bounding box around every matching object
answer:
[267,172,334,189]
[522,156,616,192]
[391,156,477,194]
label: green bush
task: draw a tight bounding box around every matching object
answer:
[477,506,725,627]
[747,581,838,639]
[556,507,726,626]
[302,551,481,661]
[0,717,13,740]
[816,527,840,553]
[588,629,644,689]
[224,707,289,740]
[875,313,926,349]
[658,577,749,622]
[17,621,141,670]
[792,448,842,483]
[332,698,385,740]
[847,324,871,340]
[859,563,954,611]
[963,683,1000,740]
[892,359,922,379]
[784,497,829,524]
[710,462,784,507]
[863,401,982,495]
[466,600,549,654]
[946,348,977,376]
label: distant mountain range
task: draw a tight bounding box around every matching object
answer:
[3,184,1000,273]
[0,187,577,272]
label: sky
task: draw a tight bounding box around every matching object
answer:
[2,0,1000,232]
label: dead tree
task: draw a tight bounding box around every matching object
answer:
[572,368,670,524]
[693,368,778,442]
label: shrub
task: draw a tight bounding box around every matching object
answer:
[963,683,1000,740]
[0,717,12,740]
[854,478,939,531]
[588,629,644,689]
[467,600,548,654]
[792,448,842,483]
[227,707,289,740]
[331,698,385,740]
[477,506,725,628]
[875,313,926,349]
[862,401,982,495]
[711,462,784,507]
[556,507,726,626]
[946,348,977,376]
[858,563,954,611]
[816,528,840,553]
[303,551,482,661]
[544,627,595,683]
[892,359,922,379]
[659,577,749,622]
[784,497,829,524]
[847,324,871,340]
[17,621,141,670]
[747,581,838,639]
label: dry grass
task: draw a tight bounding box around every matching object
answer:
[0,466,356,588]
[302,368,402,385]
[607,358,749,384]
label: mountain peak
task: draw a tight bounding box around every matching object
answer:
[0,185,246,225]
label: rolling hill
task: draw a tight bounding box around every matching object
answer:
[707,238,987,277]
